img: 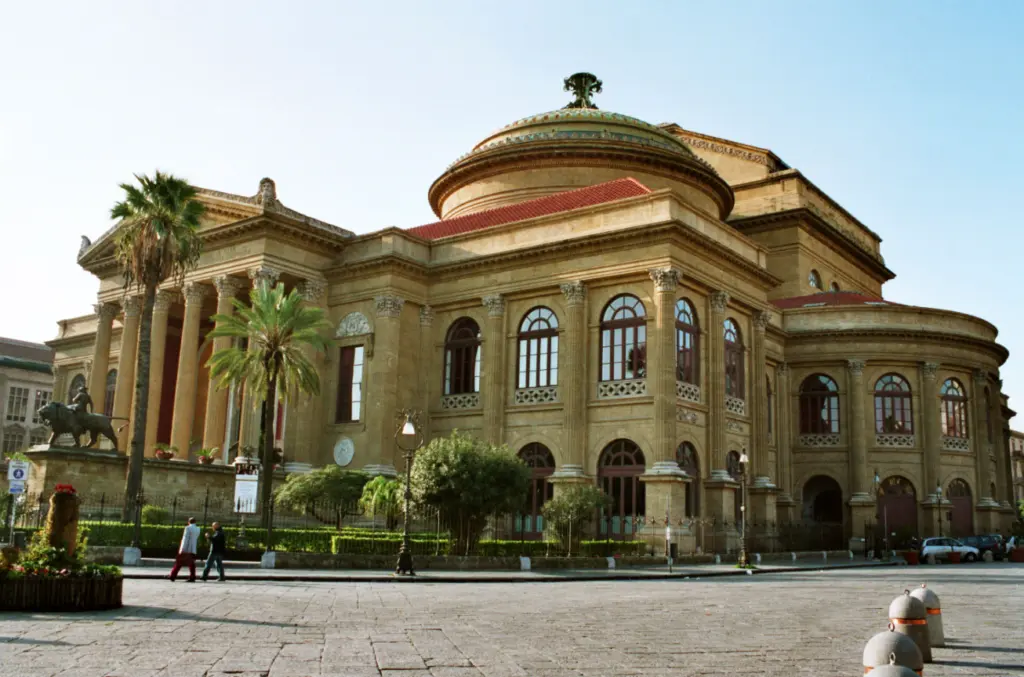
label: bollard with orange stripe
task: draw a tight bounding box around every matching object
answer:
[889,589,932,663]
[870,652,921,677]
[863,622,924,675]
[910,584,944,648]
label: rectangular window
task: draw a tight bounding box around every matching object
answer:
[2,428,23,453]
[335,345,364,423]
[29,428,48,447]
[32,390,51,424]
[5,387,29,422]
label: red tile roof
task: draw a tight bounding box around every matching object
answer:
[772,290,897,310]
[407,178,652,240]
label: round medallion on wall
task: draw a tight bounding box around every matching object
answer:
[333,437,355,467]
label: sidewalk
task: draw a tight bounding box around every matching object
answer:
[123,558,897,583]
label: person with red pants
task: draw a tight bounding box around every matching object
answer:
[169,517,201,582]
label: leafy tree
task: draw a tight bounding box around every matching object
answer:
[112,172,205,520]
[410,430,531,554]
[359,475,403,530]
[541,484,610,555]
[274,466,369,528]
[207,281,332,527]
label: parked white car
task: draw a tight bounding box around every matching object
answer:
[920,537,980,562]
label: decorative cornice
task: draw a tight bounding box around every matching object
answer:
[709,291,730,313]
[419,305,435,327]
[299,279,328,304]
[676,134,772,166]
[120,296,142,319]
[648,267,680,293]
[93,303,119,323]
[153,290,177,312]
[248,265,280,288]
[921,362,940,380]
[182,282,210,306]
[374,294,405,319]
[753,310,772,332]
[784,329,1008,365]
[846,359,866,376]
[559,281,587,306]
[213,275,246,299]
[482,294,506,317]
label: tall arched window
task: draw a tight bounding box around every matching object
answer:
[68,374,86,403]
[874,374,913,433]
[799,374,840,434]
[518,443,555,538]
[598,439,645,539]
[104,369,117,417]
[675,298,699,385]
[676,442,700,517]
[940,378,968,438]
[600,295,646,381]
[766,375,774,439]
[724,319,744,399]
[809,270,821,289]
[444,318,481,395]
[517,307,558,389]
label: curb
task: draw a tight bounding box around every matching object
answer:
[122,561,899,584]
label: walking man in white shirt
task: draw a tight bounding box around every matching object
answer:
[169,517,201,582]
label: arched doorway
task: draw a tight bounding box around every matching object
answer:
[947,478,973,538]
[802,475,845,550]
[598,439,645,539]
[877,476,918,548]
[676,442,700,517]
[518,443,555,539]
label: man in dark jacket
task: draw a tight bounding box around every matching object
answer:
[201,522,227,582]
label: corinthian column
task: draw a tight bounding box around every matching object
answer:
[365,294,404,475]
[750,311,772,486]
[144,290,176,455]
[481,294,507,444]
[708,291,729,471]
[555,282,587,479]
[973,369,997,506]
[419,305,435,433]
[647,268,682,473]
[284,279,328,471]
[201,275,245,454]
[775,363,795,513]
[170,282,210,456]
[920,362,941,497]
[846,359,869,500]
[111,297,142,449]
[88,302,119,415]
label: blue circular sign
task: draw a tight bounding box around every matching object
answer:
[12,468,25,480]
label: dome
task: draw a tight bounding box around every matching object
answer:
[428,73,734,220]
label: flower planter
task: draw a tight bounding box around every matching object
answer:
[154,450,174,461]
[902,550,920,565]
[0,576,122,612]
[1010,548,1024,563]
[948,551,962,564]
[197,456,215,465]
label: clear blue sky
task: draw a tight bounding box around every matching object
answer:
[2,1,1022,406]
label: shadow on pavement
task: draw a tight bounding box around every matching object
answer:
[0,637,70,646]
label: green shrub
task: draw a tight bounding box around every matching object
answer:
[141,505,169,525]
[541,485,611,554]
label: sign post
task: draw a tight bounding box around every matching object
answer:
[6,460,29,543]
[233,458,260,549]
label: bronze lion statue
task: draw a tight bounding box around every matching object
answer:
[36,401,120,451]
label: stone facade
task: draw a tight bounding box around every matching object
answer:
[43,78,1017,544]
[0,337,54,455]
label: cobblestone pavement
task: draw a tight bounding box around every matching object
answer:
[0,565,1020,677]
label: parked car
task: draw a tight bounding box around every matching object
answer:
[961,534,1005,561]
[920,537,980,562]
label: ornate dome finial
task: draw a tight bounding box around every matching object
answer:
[563,72,602,110]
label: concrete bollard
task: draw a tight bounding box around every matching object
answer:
[863,623,923,675]
[910,583,944,648]
[889,589,931,662]
[755,553,762,565]
[791,552,797,562]
[926,553,937,565]
[982,550,994,563]
[714,554,721,564]
[849,550,855,560]
[822,551,828,562]
[869,653,921,677]
[606,556,615,570]
[520,556,531,571]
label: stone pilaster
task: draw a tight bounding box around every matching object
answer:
[708,291,729,472]
[111,297,142,449]
[169,282,209,457]
[366,294,404,474]
[972,369,997,508]
[418,305,434,436]
[647,268,682,470]
[144,290,176,455]
[920,362,941,498]
[87,302,119,415]
[555,281,587,480]
[774,362,795,520]
[847,359,869,501]
[750,311,773,486]
[202,276,246,457]
[285,279,328,470]
[480,294,507,444]
[989,386,1009,508]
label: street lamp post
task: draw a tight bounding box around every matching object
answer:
[395,409,424,576]
[738,450,750,568]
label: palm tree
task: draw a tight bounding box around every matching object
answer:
[112,172,205,520]
[207,281,331,527]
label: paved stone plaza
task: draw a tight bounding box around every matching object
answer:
[0,566,1021,677]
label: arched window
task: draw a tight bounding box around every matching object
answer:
[104,369,117,417]
[443,318,481,395]
[598,439,645,539]
[68,374,86,403]
[766,375,774,439]
[675,298,699,385]
[874,374,913,433]
[724,319,744,399]
[676,442,700,517]
[809,270,821,289]
[829,281,840,292]
[799,374,840,434]
[940,378,968,438]
[600,295,646,382]
[517,307,559,389]
[518,443,555,538]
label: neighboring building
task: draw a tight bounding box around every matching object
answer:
[46,73,1017,543]
[0,337,54,454]
[1011,431,1024,506]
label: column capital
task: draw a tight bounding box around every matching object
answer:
[648,267,680,293]
[846,359,866,377]
[709,291,730,313]
[248,265,279,288]
[299,279,328,304]
[972,368,988,385]
[214,275,246,299]
[559,281,587,306]
[776,361,789,375]
[154,289,177,312]
[120,296,143,318]
[374,294,405,319]
[182,282,210,306]
[419,305,435,327]
[93,302,119,323]
[482,294,506,317]
[753,310,772,332]
[920,362,940,380]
